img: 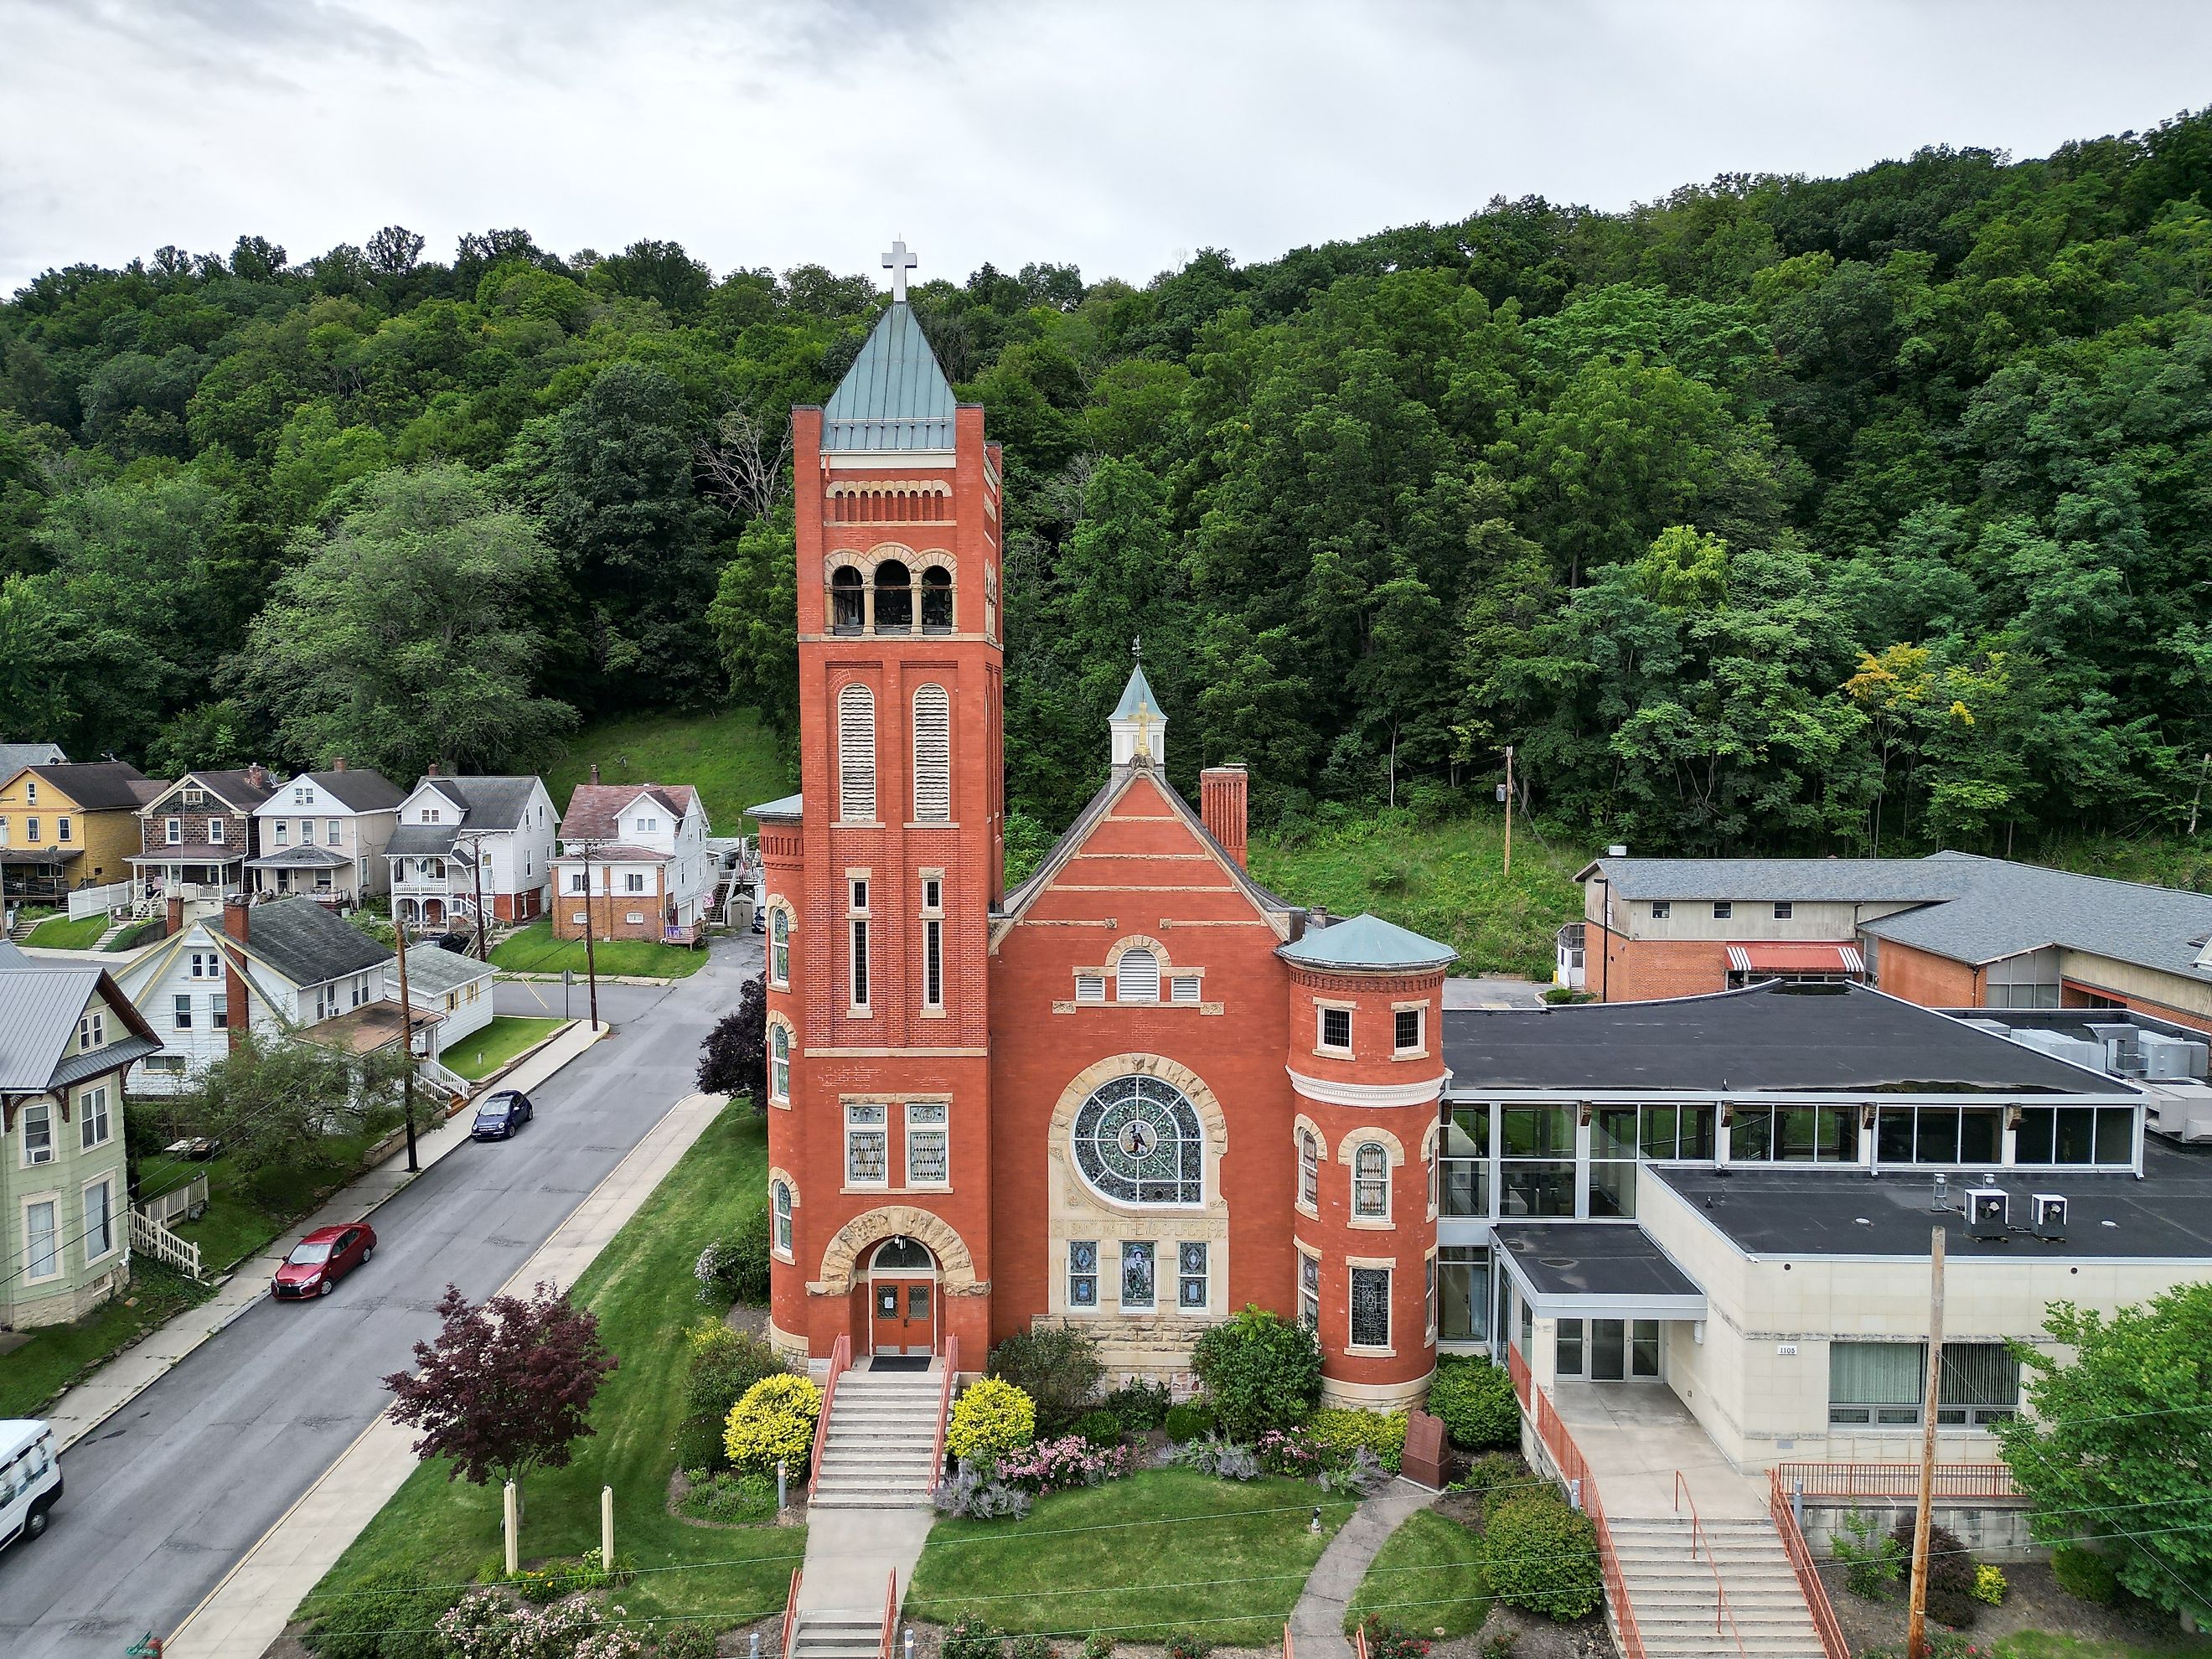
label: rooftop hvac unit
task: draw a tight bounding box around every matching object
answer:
[2006,1028,2109,1072]
[2030,1193,2069,1241]
[1965,1188,2010,1241]
[1962,1020,2013,1038]
[2087,1023,2145,1075]
[2138,1031,2209,1081]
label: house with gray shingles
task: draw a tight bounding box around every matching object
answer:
[1569,850,2212,1034]
[247,763,406,907]
[0,744,66,773]
[385,773,558,934]
[0,953,161,1327]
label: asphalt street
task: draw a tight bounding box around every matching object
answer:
[0,935,757,1656]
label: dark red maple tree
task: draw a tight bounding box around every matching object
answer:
[383,1281,618,1494]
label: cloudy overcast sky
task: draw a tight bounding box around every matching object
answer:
[3,0,2208,295]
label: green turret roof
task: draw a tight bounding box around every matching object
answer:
[823,302,958,452]
[1278,912,1457,972]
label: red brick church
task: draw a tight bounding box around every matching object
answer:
[757,245,1455,1407]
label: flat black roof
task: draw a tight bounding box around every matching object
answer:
[1648,1135,2212,1260]
[1439,982,2129,1097]
[1492,1222,1703,1299]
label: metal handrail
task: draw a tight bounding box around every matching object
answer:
[1353,1618,1370,1659]
[807,1332,851,1501]
[1673,1470,1748,1658]
[1527,1379,1644,1659]
[1282,1624,1294,1659]
[1769,1469,1851,1659]
[928,1332,961,1496]
[782,1568,804,1659]
[1770,1460,2018,1500]
[878,1567,899,1659]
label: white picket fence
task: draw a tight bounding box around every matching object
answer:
[130,1207,204,1280]
[68,880,133,922]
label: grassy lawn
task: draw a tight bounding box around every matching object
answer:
[23,911,109,948]
[444,1016,569,1081]
[1997,1635,2212,1659]
[1345,1508,1490,1637]
[0,1267,212,1417]
[547,706,794,835]
[297,1103,797,1636]
[1250,806,1587,980]
[489,918,711,979]
[907,1469,1355,1646]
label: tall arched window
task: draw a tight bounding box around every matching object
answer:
[772,1180,793,1255]
[921,566,954,631]
[1115,945,1159,1002]
[1299,1129,1320,1208]
[912,685,951,823]
[769,1024,790,1102]
[768,908,790,985]
[874,561,912,632]
[838,684,876,820]
[830,565,865,632]
[1353,1142,1389,1218]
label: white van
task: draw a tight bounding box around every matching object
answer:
[0,1419,62,1548]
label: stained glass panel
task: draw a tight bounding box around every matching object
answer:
[1072,1073,1206,1205]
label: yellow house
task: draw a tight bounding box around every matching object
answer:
[0,763,164,903]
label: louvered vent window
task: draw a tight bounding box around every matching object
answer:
[912,685,951,823]
[838,684,876,820]
[1171,975,1202,1004]
[1115,947,1160,1002]
[1075,974,1106,1002]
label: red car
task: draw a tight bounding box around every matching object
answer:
[271,1222,376,1299]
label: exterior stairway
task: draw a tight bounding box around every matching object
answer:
[1607,1513,1826,1659]
[808,1364,945,1511]
[789,1610,885,1659]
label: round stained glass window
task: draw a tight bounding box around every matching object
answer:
[1071,1073,1205,1206]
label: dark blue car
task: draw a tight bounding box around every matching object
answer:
[471,1090,535,1140]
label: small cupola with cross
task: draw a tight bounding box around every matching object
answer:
[1110,641,1165,767]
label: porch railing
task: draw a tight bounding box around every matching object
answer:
[1770,1460,2018,1501]
[808,1332,851,1500]
[1518,1364,1644,1659]
[1768,1469,1850,1659]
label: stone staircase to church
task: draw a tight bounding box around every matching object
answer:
[1608,1513,1827,1659]
[808,1365,946,1511]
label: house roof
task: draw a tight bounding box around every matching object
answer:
[0,743,65,772]
[8,761,157,810]
[1577,855,1967,904]
[0,966,160,1093]
[245,897,392,989]
[552,843,669,862]
[821,302,959,452]
[0,847,82,866]
[558,783,700,841]
[411,776,544,831]
[291,767,406,813]
[385,824,462,858]
[245,846,351,869]
[748,793,804,820]
[394,943,494,996]
[1279,912,1457,973]
[0,939,29,969]
[1438,981,2137,1097]
[143,768,277,814]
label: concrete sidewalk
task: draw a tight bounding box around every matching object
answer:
[1288,1478,1435,1659]
[44,1020,608,1453]
[165,1088,728,1659]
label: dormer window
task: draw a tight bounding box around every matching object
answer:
[637,816,658,832]
[183,787,205,806]
[423,808,441,824]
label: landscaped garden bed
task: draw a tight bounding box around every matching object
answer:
[1819,1551,2212,1659]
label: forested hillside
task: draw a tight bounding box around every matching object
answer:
[7,107,2212,855]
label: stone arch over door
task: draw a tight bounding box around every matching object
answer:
[812,1204,983,1297]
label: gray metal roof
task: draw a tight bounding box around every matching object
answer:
[0,940,28,969]
[245,846,350,869]
[1279,912,1457,972]
[412,775,542,831]
[1439,981,2134,1097]
[392,944,494,997]
[748,793,804,820]
[1112,665,1162,721]
[0,968,156,1093]
[821,303,959,452]
[1579,855,1969,904]
[52,1033,161,1090]
[384,824,462,858]
[245,897,392,989]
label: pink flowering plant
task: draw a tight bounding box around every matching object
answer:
[991,1433,1135,1494]
[435,1591,646,1659]
[1256,1426,1326,1476]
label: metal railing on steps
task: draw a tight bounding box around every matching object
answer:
[928,1333,960,1496]
[808,1332,852,1501]
[1508,1342,1646,1659]
[783,1568,803,1659]
[1672,1470,1748,1657]
[878,1568,899,1659]
[1768,1468,1850,1659]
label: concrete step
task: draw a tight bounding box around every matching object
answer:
[809,1491,937,1510]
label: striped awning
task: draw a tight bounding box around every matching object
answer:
[1727,942,1866,975]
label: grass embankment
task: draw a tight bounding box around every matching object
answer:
[301,1105,796,1634]
[22,912,110,949]
[1249,807,1585,981]
[445,1016,568,1081]
[0,1114,403,1416]
[548,707,794,835]
[489,918,711,979]
[1345,1508,1491,1636]
[907,1469,1353,1646]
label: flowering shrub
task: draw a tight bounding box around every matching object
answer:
[1972,1563,2008,1605]
[1308,1408,1407,1474]
[1257,1426,1326,1476]
[503,1546,637,1602]
[1358,1617,1430,1659]
[723,1372,822,1475]
[993,1434,1135,1494]
[942,1615,1005,1659]
[435,1592,646,1658]
[1164,1631,1212,1659]
[947,1377,1037,1463]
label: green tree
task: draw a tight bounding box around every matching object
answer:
[1994,1284,2212,1620]
[236,463,575,777]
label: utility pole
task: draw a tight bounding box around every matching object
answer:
[581,840,601,1034]
[462,832,492,959]
[393,914,420,1173]
[1502,745,1516,880]
[1906,1224,1947,1659]
[2189,751,2209,837]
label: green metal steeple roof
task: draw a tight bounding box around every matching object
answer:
[823,302,959,452]
[1112,664,1161,721]
[1278,912,1458,972]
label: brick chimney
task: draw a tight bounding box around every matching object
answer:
[1200,766,1248,869]
[246,761,270,792]
[330,755,347,772]
[590,763,600,785]
[165,893,183,938]
[425,762,439,778]
[223,895,251,1052]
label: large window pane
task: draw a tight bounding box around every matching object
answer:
[1876,1109,1915,1165]
[2094,1108,2133,1165]
[2053,1107,2096,1163]
[1639,1106,1679,1160]
[1594,1108,1637,1161]
[1777,1106,1820,1162]
[1591,1319,1626,1381]
[1733,1106,1775,1161]
[1915,1109,1961,1164]
[1438,1246,1489,1342]
[1440,1158,1488,1217]
[1830,1341,1924,1423]
[1555,1318,1584,1377]
[1501,1107,1573,1157]
[1588,1159,1636,1218]
[1958,1109,2001,1165]
[2015,1108,2057,1164]
[1631,1320,1661,1377]
[1500,1161,1574,1217]
[1677,1105,1716,1160]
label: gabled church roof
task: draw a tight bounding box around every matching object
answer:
[823,302,959,452]
[1278,912,1457,973]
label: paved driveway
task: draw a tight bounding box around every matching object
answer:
[0,935,760,1656]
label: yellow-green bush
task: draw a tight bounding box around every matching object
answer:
[1307,1408,1408,1473]
[947,1376,1036,1465]
[723,1372,822,1474]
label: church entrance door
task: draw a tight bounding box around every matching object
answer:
[864,1237,938,1357]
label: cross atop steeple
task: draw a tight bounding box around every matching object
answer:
[882,236,917,303]
[1132,634,1141,662]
